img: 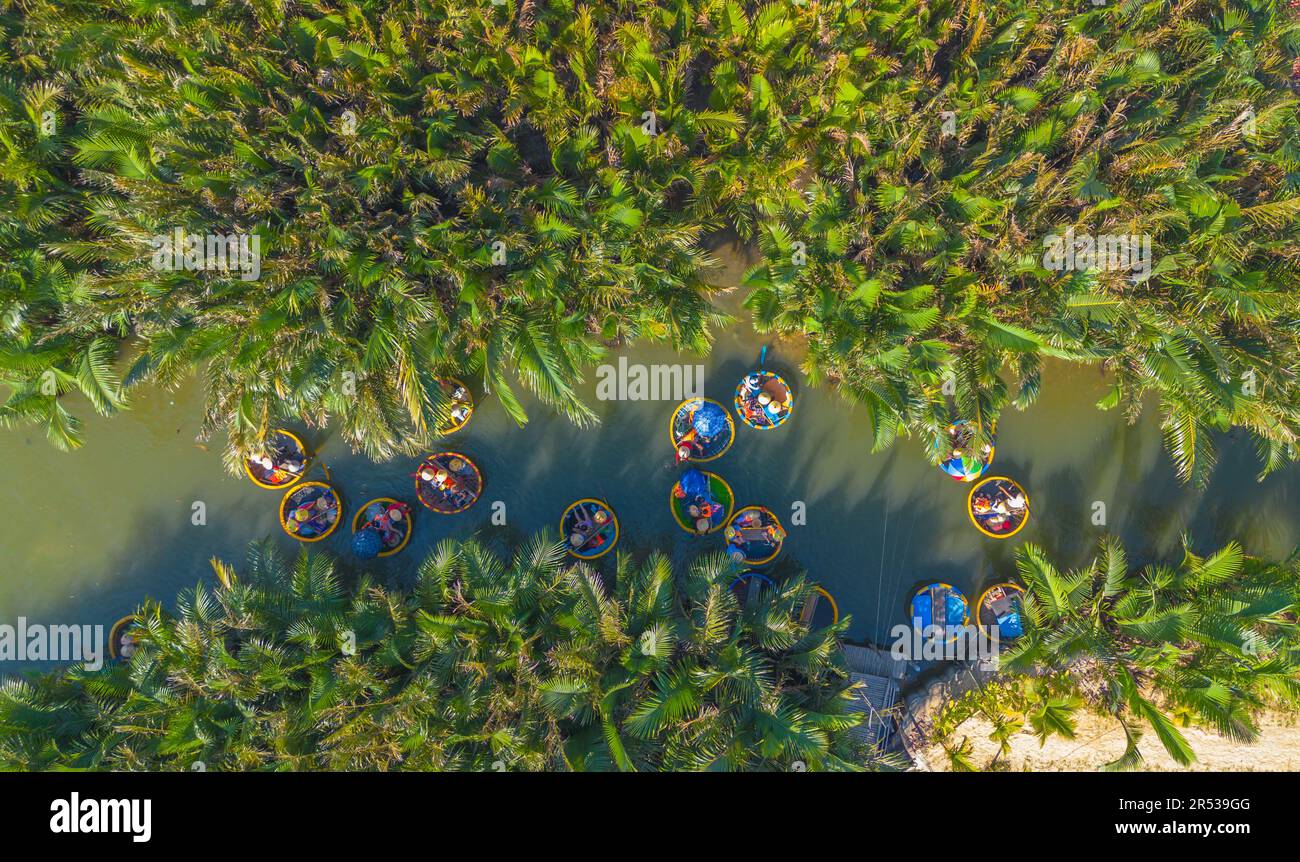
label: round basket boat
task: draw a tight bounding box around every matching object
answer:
[967,475,1030,539]
[351,498,413,558]
[668,397,735,462]
[725,506,786,565]
[415,451,483,514]
[670,469,735,535]
[977,582,1026,641]
[734,371,794,430]
[244,429,312,490]
[108,614,142,661]
[280,481,343,543]
[936,419,996,483]
[729,571,776,607]
[435,377,474,435]
[800,585,840,627]
[560,498,619,559]
[909,582,969,642]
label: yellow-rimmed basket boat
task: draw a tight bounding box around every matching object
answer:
[669,470,735,534]
[908,582,969,643]
[734,370,794,430]
[729,571,776,607]
[668,397,735,462]
[967,475,1030,539]
[435,377,474,435]
[936,419,997,483]
[415,451,483,514]
[977,582,1026,641]
[801,586,840,627]
[244,429,312,490]
[108,614,142,661]
[561,498,619,560]
[280,481,343,543]
[725,505,785,565]
[351,498,413,558]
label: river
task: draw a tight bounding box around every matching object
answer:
[2,238,1297,670]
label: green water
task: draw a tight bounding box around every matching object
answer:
[2,239,1298,667]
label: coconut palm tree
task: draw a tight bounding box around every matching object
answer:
[0,535,868,771]
[1001,537,1300,769]
[4,0,1299,484]
[741,0,1300,483]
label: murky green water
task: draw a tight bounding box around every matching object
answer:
[2,239,1298,669]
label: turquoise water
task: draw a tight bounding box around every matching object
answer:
[1,243,1297,668]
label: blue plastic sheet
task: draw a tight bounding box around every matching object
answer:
[693,401,729,437]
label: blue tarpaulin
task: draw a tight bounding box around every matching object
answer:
[679,468,712,501]
[693,401,729,438]
[911,584,967,628]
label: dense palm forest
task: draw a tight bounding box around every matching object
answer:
[5,532,1295,771]
[931,538,1300,769]
[0,537,867,771]
[2,0,1298,481]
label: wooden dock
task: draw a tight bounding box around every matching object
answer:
[843,644,906,754]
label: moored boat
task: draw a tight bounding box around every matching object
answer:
[977,583,1026,640]
[800,585,840,627]
[108,614,142,661]
[909,582,969,640]
[729,571,776,607]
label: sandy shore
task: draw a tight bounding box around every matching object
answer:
[921,710,1300,771]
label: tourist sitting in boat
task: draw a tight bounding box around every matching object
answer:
[109,615,142,661]
[282,483,341,541]
[968,476,1030,538]
[245,429,311,488]
[562,499,618,558]
[671,398,734,462]
[357,499,411,554]
[938,420,995,482]
[734,370,794,429]
[415,452,483,513]
[725,506,786,564]
[673,468,721,533]
[436,378,475,434]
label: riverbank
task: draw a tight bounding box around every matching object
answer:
[916,708,1300,772]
